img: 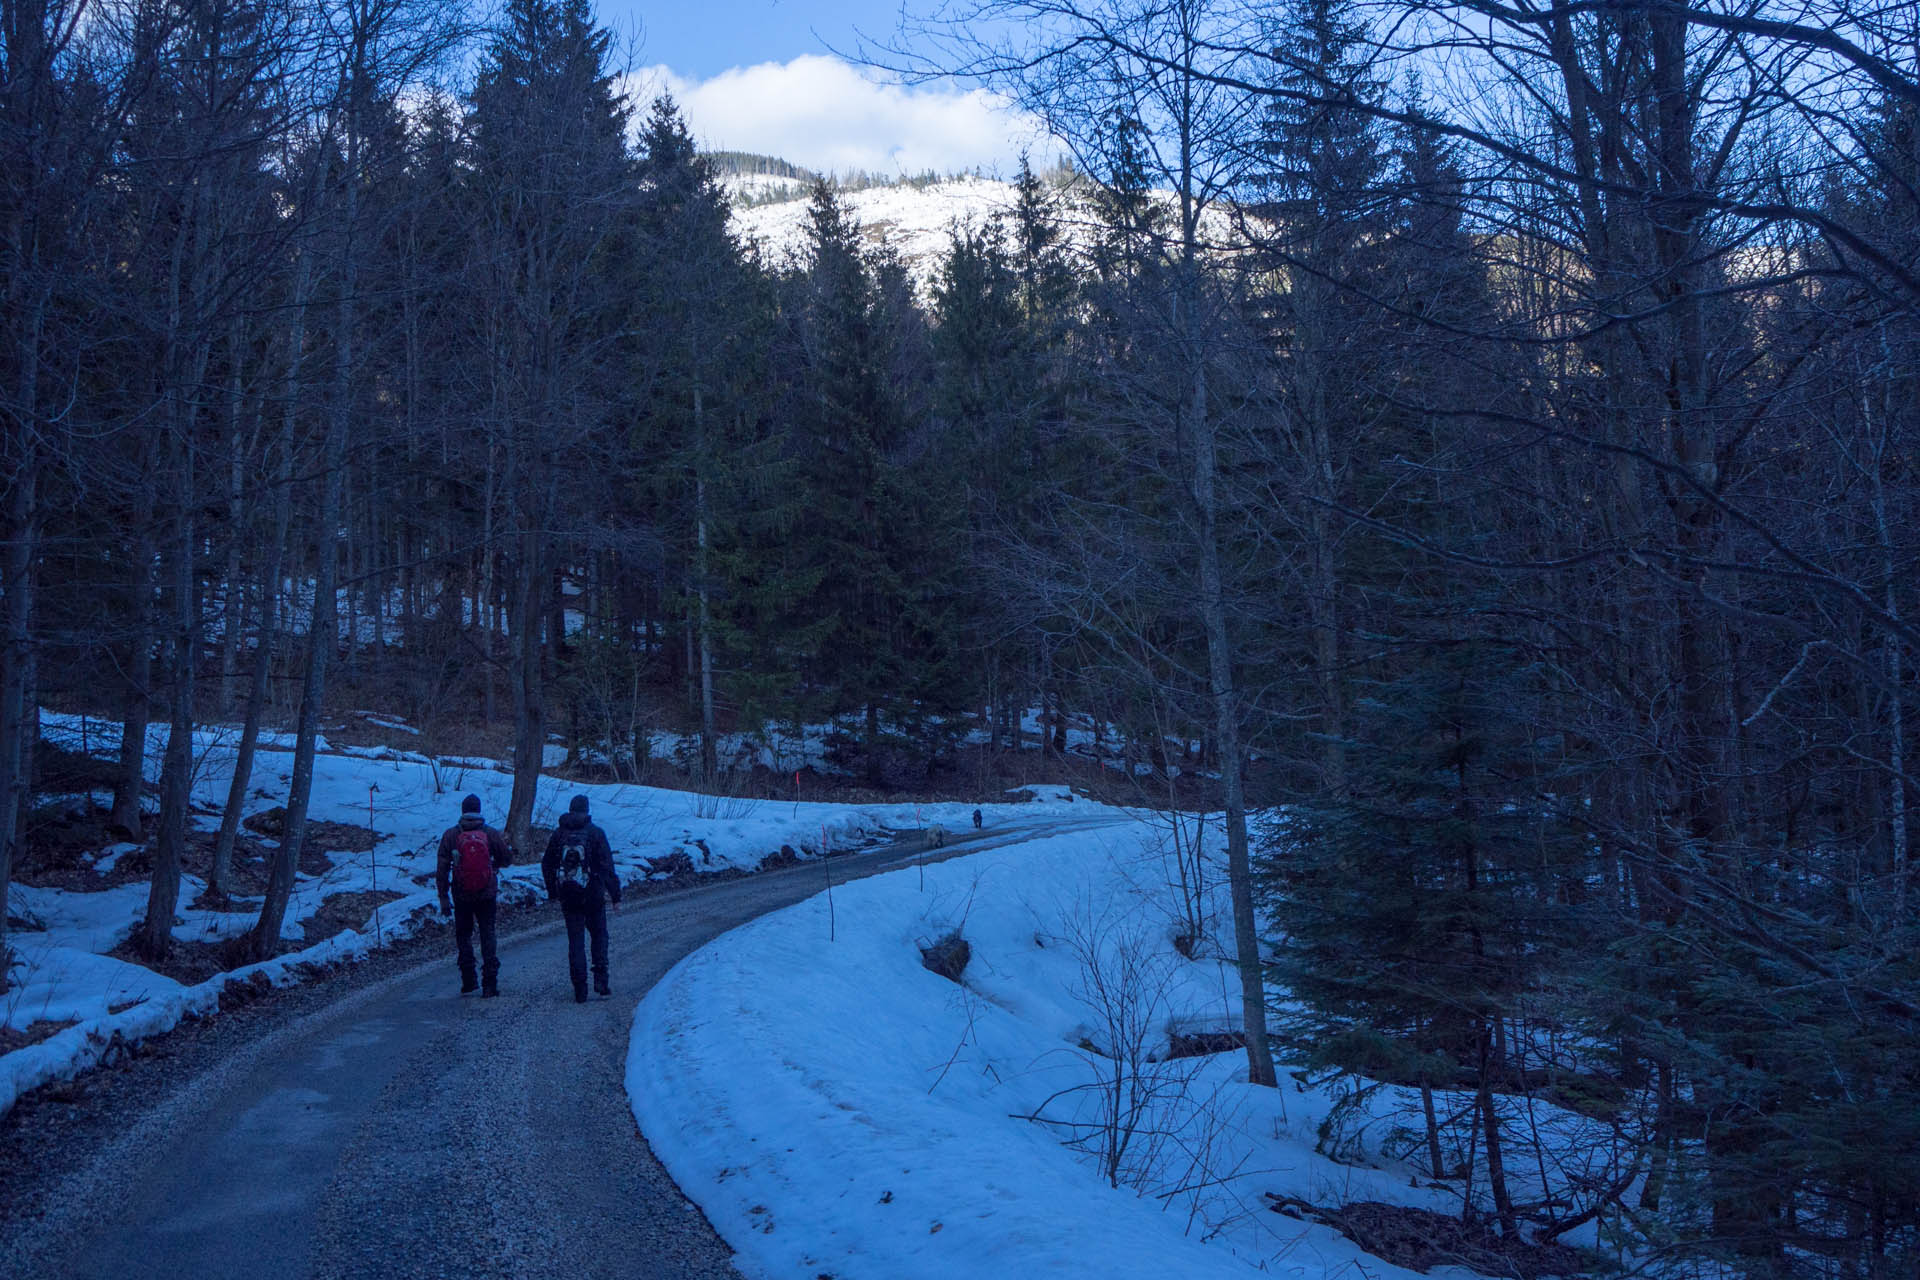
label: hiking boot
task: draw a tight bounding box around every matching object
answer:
[595,978,611,997]
[460,978,479,995]
[481,982,500,998]
[573,988,588,1004]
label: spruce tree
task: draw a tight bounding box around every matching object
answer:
[782,181,963,781]
[1008,155,1076,328]
[628,94,754,778]
[463,0,636,852]
[1263,641,1588,1231]
[945,159,1081,757]
[1246,0,1401,799]
[1089,108,1163,284]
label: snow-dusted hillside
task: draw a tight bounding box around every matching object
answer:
[729,172,1244,291]
[721,169,814,207]
[732,175,1029,284]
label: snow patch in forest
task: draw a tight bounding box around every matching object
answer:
[3,709,1070,1117]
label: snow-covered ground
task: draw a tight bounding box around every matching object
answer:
[628,814,1614,1279]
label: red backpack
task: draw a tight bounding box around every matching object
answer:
[452,827,495,895]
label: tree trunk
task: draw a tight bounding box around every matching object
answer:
[1867,390,1909,916]
[210,568,283,900]
[219,318,248,716]
[250,152,355,959]
[141,164,223,956]
[341,463,358,677]
[1640,1060,1673,1211]
[110,496,157,842]
[481,452,497,726]
[1478,1024,1517,1237]
[137,512,195,961]
[506,525,544,856]
[1294,275,1346,797]
[249,462,337,963]
[695,386,718,781]
[210,292,303,900]
[1421,1082,1446,1180]
[0,462,38,984]
[1182,274,1277,1089]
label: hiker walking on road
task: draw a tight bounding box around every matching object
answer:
[437,794,514,996]
[542,794,622,1003]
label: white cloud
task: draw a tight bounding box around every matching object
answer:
[627,55,1054,178]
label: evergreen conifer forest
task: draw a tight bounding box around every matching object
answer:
[3,0,1918,1273]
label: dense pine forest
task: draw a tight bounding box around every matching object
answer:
[3,0,1918,1273]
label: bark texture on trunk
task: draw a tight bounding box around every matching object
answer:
[110,504,157,842]
[1181,279,1276,1089]
[506,527,544,858]
[251,155,355,960]
[136,503,195,960]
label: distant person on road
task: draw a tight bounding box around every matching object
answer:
[542,794,622,1004]
[437,794,514,997]
[972,808,983,829]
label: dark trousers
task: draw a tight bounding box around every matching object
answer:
[563,895,609,997]
[454,895,499,990]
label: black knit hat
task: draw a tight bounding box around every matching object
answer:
[569,794,590,815]
[462,793,482,815]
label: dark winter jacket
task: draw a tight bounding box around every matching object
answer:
[541,812,620,907]
[436,816,513,905]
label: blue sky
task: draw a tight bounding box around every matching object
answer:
[597,2,1051,177]
[601,0,909,79]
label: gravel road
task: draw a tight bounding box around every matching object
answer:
[0,819,1107,1280]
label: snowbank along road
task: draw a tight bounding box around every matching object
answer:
[0,817,1120,1280]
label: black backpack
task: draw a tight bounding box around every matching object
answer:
[556,829,591,902]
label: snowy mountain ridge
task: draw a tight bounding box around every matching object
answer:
[726,168,1242,289]
[731,174,1031,281]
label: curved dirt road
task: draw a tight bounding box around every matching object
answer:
[2,819,1112,1280]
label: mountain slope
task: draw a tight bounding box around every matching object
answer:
[727,171,1242,288]
[731,175,1029,280]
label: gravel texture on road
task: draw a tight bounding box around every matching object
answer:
[0,826,1048,1280]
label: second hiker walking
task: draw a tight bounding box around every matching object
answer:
[542,794,622,1002]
